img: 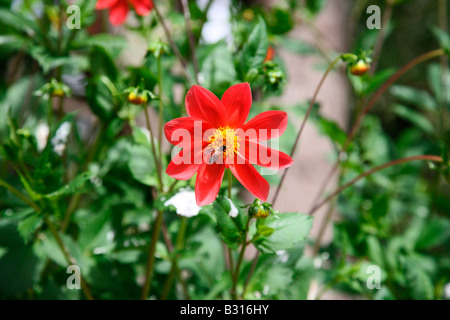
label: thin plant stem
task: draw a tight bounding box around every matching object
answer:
[231,217,251,299]
[144,105,164,191]
[438,0,448,141]
[57,95,64,120]
[228,169,232,199]
[44,216,94,300]
[308,49,445,214]
[47,98,53,131]
[241,251,259,299]
[226,170,234,288]
[167,179,180,194]
[370,0,393,74]
[61,122,106,232]
[161,217,188,300]
[153,2,195,85]
[309,155,443,215]
[311,198,336,256]
[180,0,200,84]
[272,55,343,206]
[0,179,40,212]
[157,55,165,182]
[141,209,164,300]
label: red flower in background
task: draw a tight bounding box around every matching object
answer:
[96,0,153,25]
[164,83,293,206]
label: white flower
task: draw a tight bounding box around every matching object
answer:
[35,122,49,152]
[51,122,71,156]
[445,283,450,299]
[165,188,201,218]
[226,197,239,218]
[164,189,239,218]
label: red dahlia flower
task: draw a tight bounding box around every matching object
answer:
[96,0,153,26]
[164,83,293,206]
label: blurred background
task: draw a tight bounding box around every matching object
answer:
[0,0,449,300]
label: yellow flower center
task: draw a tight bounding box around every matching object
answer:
[206,127,240,163]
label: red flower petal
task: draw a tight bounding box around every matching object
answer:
[195,163,225,206]
[108,0,129,25]
[130,0,153,16]
[239,139,293,170]
[166,148,202,180]
[96,0,119,9]
[164,116,211,148]
[221,83,252,128]
[185,85,227,128]
[241,110,288,141]
[229,163,269,201]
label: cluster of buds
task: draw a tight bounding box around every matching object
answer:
[246,199,279,219]
[34,79,71,99]
[342,50,372,76]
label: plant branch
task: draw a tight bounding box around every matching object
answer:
[0,179,40,212]
[44,216,94,300]
[153,2,195,85]
[309,155,443,215]
[308,49,445,213]
[141,209,164,299]
[272,55,343,206]
[180,0,200,84]
[144,105,164,191]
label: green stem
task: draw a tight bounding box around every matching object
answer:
[309,155,443,215]
[47,98,53,129]
[308,49,445,213]
[44,216,94,300]
[61,122,105,232]
[228,169,232,199]
[161,217,188,300]
[272,55,343,206]
[153,2,195,85]
[141,209,164,300]
[157,55,165,180]
[0,179,40,212]
[231,216,251,300]
[241,251,259,299]
[144,106,163,191]
[180,0,200,83]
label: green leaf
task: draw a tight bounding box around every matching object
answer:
[432,27,450,51]
[263,264,294,295]
[403,258,434,300]
[427,63,450,104]
[390,85,437,111]
[0,8,39,36]
[277,36,316,55]
[18,214,42,244]
[314,116,347,147]
[29,46,89,74]
[42,172,93,200]
[86,75,116,119]
[213,197,242,248]
[200,41,236,89]
[392,104,434,134]
[366,236,385,269]
[127,145,157,187]
[0,220,40,298]
[305,0,328,15]
[363,68,396,95]
[74,34,127,56]
[241,17,269,80]
[416,217,450,250]
[254,213,313,254]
